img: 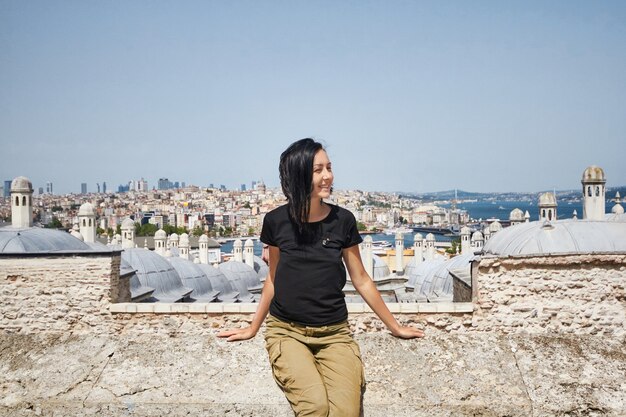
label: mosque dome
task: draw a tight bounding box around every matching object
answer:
[611,204,624,215]
[219,260,262,300]
[155,229,167,239]
[78,202,95,216]
[406,253,474,302]
[509,208,524,222]
[582,166,606,183]
[10,176,33,193]
[489,220,503,233]
[121,218,135,230]
[0,227,93,253]
[121,248,192,302]
[196,264,240,302]
[70,225,84,241]
[167,257,219,302]
[538,192,557,207]
[471,231,484,241]
[482,219,626,257]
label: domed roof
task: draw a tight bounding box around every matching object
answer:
[155,229,167,239]
[482,219,626,257]
[426,233,435,241]
[509,208,524,221]
[219,260,262,299]
[582,165,606,183]
[167,257,219,302]
[611,204,624,215]
[460,226,471,235]
[538,192,557,207]
[10,176,32,193]
[198,234,209,242]
[179,233,190,246]
[0,227,94,253]
[196,264,240,302]
[489,220,503,233]
[121,248,192,302]
[121,218,135,229]
[78,202,95,216]
[414,233,423,240]
[170,233,179,241]
[471,231,484,241]
[406,253,474,301]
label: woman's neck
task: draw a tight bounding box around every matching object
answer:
[307,199,330,222]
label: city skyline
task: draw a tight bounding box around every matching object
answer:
[2,1,625,194]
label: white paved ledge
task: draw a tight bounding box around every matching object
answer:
[110,302,474,314]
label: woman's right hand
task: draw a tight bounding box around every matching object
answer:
[217,326,257,342]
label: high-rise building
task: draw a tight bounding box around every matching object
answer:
[102,182,107,194]
[3,180,11,198]
[81,183,87,194]
[158,178,171,190]
[96,183,100,193]
[251,181,257,190]
[38,187,43,195]
[46,182,53,194]
[241,184,247,191]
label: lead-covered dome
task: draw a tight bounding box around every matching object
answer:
[0,227,94,253]
[483,219,626,257]
[582,165,606,183]
[10,176,32,193]
[78,202,95,216]
[121,248,192,302]
[538,192,557,207]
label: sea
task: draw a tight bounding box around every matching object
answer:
[221,199,613,255]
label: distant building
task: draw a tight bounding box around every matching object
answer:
[158,178,171,190]
[46,182,53,194]
[96,183,100,193]
[241,184,246,191]
[81,183,87,194]
[3,180,10,198]
[38,187,43,195]
[102,182,107,194]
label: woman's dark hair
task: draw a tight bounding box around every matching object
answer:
[279,138,324,239]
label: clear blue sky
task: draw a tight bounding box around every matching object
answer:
[1,1,625,194]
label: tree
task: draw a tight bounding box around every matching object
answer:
[357,221,367,232]
[445,238,461,255]
[191,226,204,237]
[46,216,63,229]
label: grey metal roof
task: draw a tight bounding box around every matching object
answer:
[218,261,256,302]
[404,253,474,302]
[482,219,626,257]
[196,264,240,302]
[0,227,97,254]
[167,257,219,302]
[121,248,192,302]
[219,260,262,292]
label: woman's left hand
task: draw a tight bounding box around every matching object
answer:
[390,325,425,339]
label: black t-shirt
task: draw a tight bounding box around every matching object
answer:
[260,203,363,326]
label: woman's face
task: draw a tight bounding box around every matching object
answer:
[310,149,333,201]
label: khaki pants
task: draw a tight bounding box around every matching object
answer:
[265,315,365,417]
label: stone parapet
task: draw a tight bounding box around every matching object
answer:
[1,332,623,417]
[473,254,626,337]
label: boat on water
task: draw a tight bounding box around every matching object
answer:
[371,240,392,248]
[383,227,413,235]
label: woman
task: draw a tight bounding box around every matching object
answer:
[219,138,424,417]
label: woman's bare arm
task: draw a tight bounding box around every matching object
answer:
[217,245,279,341]
[343,245,424,339]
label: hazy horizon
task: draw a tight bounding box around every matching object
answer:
[2,1,625,194]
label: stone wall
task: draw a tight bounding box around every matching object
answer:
[0,254,122,333]
[472,254,626,337]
